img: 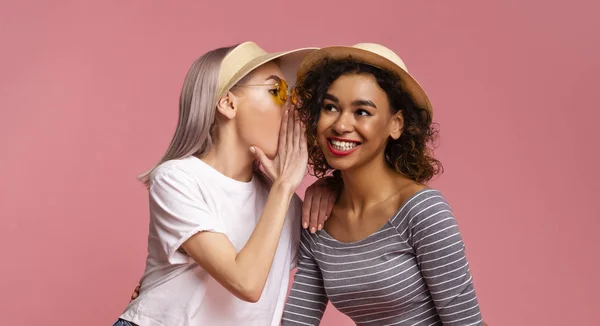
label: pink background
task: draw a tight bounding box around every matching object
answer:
[1,0,599,325]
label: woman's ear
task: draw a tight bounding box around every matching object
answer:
[390,110,404,140]
[216,92,237,120]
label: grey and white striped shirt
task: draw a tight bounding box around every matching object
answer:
[282,189,482,325]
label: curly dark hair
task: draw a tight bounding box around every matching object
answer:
[295,57,443,183]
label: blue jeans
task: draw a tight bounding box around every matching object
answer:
[113,319,134,326]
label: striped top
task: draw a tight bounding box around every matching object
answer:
[282,189,482,325]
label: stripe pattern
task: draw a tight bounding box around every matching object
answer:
[282,189,482,325]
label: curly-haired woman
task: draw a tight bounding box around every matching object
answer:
[282,44,484,325]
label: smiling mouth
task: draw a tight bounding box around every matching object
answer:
[327,138,361,155]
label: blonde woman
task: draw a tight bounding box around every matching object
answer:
[114,42,335,326]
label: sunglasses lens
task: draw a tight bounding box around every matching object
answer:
[290,87,299,106]
[279,79,289,102]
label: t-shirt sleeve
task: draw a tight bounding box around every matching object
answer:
[408,192,483,325]
[289,194,303,270]
[282,230,329,325]
[149,166,225,265]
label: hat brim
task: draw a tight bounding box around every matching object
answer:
[297,46,433,116]
[218,47,318,100]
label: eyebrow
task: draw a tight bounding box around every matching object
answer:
[266,75,282,82]
[324,93,377,109]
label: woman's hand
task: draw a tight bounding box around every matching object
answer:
[251,104,308,191]
[130,283,140,302]
[302,177,339,233]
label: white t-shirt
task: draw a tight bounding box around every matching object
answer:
[120,156,302,326]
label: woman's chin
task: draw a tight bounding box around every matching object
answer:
[324,157,354,172]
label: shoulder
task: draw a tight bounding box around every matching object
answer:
[299,227,318,251]
[150,163,183,180]
[148,157,209,198]
[403,188,448,210]
[151,157,200,181]
[391,188,452,227]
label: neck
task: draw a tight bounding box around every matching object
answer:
[339,153,404,213]
[200,125,255,182]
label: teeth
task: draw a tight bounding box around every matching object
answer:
[330,139,358,151]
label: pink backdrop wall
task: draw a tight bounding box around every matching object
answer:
[1,0,599,325]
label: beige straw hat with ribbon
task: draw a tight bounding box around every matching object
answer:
[297,43,433,116]
[216,42,317,102]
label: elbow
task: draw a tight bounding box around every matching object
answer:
[225,268,266,302]
[232,278,264,303]
[236,285,262,303]
[239,291,261,303]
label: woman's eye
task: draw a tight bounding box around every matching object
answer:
[323,104,338,112]
[268,89,278,96]
[356,109,371,116]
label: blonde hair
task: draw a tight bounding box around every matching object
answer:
[138,44,238,187]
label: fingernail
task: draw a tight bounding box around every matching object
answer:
[249,146,255,153]
[310,227,316,233]
[324,215,328,221]
[318,224,322,231]
[303,222,308,228]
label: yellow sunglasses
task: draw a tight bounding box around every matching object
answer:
[234,79,299,105]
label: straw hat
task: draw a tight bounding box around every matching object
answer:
[216,42,317,102]
[297,43,433,116]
